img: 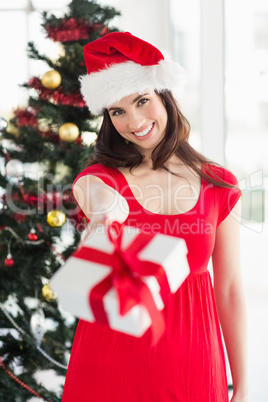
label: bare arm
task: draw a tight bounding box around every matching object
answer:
[73,175,129,225]
[212,199,248,401]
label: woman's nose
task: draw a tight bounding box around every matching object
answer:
[127,111,144,132]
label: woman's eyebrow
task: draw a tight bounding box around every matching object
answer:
[132,93,149,104]
[108,93,149,111]
[108,106,121,112]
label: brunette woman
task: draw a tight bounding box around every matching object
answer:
[62,32,248,402]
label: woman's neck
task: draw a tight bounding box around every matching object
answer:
[140,152,183,169]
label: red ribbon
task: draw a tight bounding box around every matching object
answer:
[73,223,171,344]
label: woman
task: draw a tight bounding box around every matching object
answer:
[62,32,248,401]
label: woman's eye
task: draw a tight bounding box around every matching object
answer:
[138,98,149,106]
[112,109,124,116]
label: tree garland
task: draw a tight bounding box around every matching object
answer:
[0,356,53,402]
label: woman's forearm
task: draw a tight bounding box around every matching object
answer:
[215,284,248,397]
[73,176,129,223]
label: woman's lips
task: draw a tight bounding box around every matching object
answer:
[131,123,154,140]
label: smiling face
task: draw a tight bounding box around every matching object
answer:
[107,91,168,156]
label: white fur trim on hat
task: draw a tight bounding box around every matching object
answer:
[80,59,185,115]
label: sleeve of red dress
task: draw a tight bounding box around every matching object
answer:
[72,163,117,219]
[216,168,242,227]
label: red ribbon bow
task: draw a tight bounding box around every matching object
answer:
[73,222,171,344]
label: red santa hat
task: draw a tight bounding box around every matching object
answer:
[80,31,185,115]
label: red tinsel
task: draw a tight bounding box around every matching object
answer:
[44,18,102,42]
[2,188,76,221]
[73,215,87,232]
[2,175,83,226]
[28,77,86,108]
[14,108,38,128]
[12,213,27,224]
[3,151,11,162]
[75,136,82,145]
[36,222,44,233]
[42,130,60,143]
[20,191,74,210]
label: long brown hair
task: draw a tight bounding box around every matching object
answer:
[86,90,234,188]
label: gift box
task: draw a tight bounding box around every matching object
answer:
[50,224,189,342]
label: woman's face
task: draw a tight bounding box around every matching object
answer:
[107,91,168,154]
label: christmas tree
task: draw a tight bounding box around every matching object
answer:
[0,1,120,400]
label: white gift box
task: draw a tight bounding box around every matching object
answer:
[50,226,189,337]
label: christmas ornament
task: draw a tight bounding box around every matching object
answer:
[0,116,7,132]
[59,122,79,142]
[28,228,38,241]
[47,210,66,227]
[4,240,14,267]
[0,303,68,369]
[25,226,44,246]
[42,284,57,302]
[6,123,19,137]
[28,77,86,107]
[5,159,24,178]
[4,253,14,267]
[41,70,61,89]
[30,306,46,347]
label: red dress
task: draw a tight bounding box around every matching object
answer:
[62,163,241,402]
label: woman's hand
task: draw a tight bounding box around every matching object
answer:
[88,185,129,230]
[73,175,129,229]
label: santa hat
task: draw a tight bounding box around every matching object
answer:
[80,31,185,115]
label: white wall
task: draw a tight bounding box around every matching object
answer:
[99,0,171,51]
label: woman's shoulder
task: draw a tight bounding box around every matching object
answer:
[73,163,121,189]
[202,163,239,186]
[201,164,241,226]
[75,162,110,177]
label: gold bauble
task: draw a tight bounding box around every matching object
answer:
[42,284,57,302]
[47,210,66,228]
[6,123,19,137]
[59,123,79,142]
[41,70,62,89]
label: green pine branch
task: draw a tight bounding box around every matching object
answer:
[42,0,120,28]
[27,41,55,68]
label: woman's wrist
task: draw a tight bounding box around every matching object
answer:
[232,386,249,398]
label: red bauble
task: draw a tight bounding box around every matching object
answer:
[28,233,38,241]
[4,253,14,267]
[28,228,38,241]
